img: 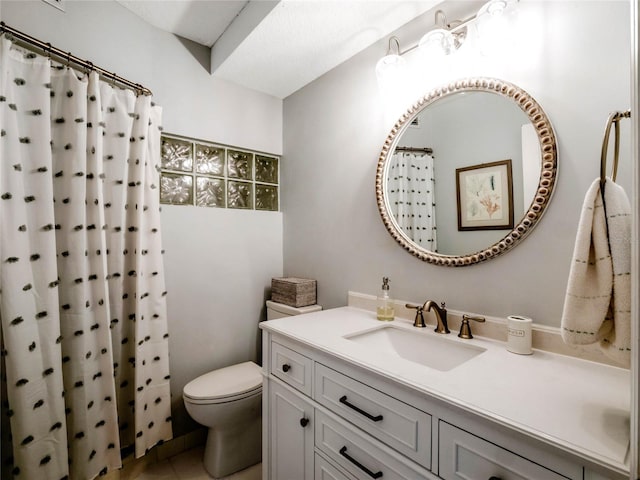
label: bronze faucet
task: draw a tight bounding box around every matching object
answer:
[406,301,449,333]
[424,301,449,334]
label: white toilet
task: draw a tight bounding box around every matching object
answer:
[265,300,322,320]
[183,301,321,478]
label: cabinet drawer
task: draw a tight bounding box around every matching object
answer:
[271,341,313,396]
[439,422,569,480]
[315,363,431,469]
[315,410,429,480]
[315,453,356,480]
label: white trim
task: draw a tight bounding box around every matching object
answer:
[629,0,639,477]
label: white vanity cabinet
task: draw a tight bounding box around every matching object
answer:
[262,315,628,480]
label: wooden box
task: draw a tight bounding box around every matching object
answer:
[271,277,317,307]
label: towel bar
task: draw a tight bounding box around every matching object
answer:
[600,109,631,186]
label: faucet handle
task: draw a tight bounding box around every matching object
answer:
[405,303,426,328]
[458,314,485,339]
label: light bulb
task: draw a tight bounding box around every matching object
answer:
[479,0,508,17]
[375,54,407,90]
[475,0,510,56]
[418,29,455,57]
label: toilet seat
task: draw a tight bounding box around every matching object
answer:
[183,361,263,405]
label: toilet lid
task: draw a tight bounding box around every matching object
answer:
[183,361,262,401]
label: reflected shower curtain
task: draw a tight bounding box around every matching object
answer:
[0,38,172,480]
[387,151,437,250]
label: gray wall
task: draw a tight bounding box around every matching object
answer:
[282,0,632,327]
[2,1,284,435]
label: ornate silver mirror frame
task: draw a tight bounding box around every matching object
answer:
[375,78,558,266]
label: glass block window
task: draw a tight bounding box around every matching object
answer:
[195,143,224,176]
[228,150,253,180]
[160,134,279,211]
[256,184,278,211]
[161,137,193,172]
[196,177,225,207]
[160,173,193,205]
[256,155,278,184]
[228,181,253,209]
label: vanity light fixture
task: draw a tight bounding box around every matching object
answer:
[376,0,516,81]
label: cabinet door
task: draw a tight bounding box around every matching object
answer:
[269,380,314,480]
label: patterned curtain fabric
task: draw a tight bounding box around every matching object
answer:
[0,37,172,480]
[386,151,438,251]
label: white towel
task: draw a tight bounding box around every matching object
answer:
[561,178,631,367]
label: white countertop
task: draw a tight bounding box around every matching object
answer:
[260,306,631,474]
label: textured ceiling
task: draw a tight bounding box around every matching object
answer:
[116,0,440,99]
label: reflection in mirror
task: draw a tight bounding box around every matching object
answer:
[376,78,557,266]
[386,146,437,250]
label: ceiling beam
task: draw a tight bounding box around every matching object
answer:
[211,0,281,75]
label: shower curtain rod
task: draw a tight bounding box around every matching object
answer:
[0,21,153,96]
[395,146,434,155]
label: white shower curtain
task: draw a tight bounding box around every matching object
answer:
[387,151,437,251]
[0,38,172,480]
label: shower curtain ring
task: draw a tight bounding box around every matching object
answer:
[45,42,52,59]
[66,51,71,67]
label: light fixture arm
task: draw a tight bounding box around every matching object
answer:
[435,10,449,29]
[387,36,402,56]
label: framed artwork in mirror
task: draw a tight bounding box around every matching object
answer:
[456,159,514,231]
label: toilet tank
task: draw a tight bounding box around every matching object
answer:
[266,300,322,320]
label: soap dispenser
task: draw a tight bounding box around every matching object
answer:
[376,277,395,321]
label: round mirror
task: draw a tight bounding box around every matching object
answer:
[376,78,557,266]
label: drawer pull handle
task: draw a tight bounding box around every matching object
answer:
[299,417,309,427]
[339,446,383,479]
[339,395,383,422]
[282,364,291,372]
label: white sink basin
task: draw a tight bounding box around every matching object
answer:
[344,325,486,371]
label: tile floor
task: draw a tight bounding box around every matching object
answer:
[131,446,262,480]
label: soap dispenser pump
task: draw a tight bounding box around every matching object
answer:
[376,277,395,321]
